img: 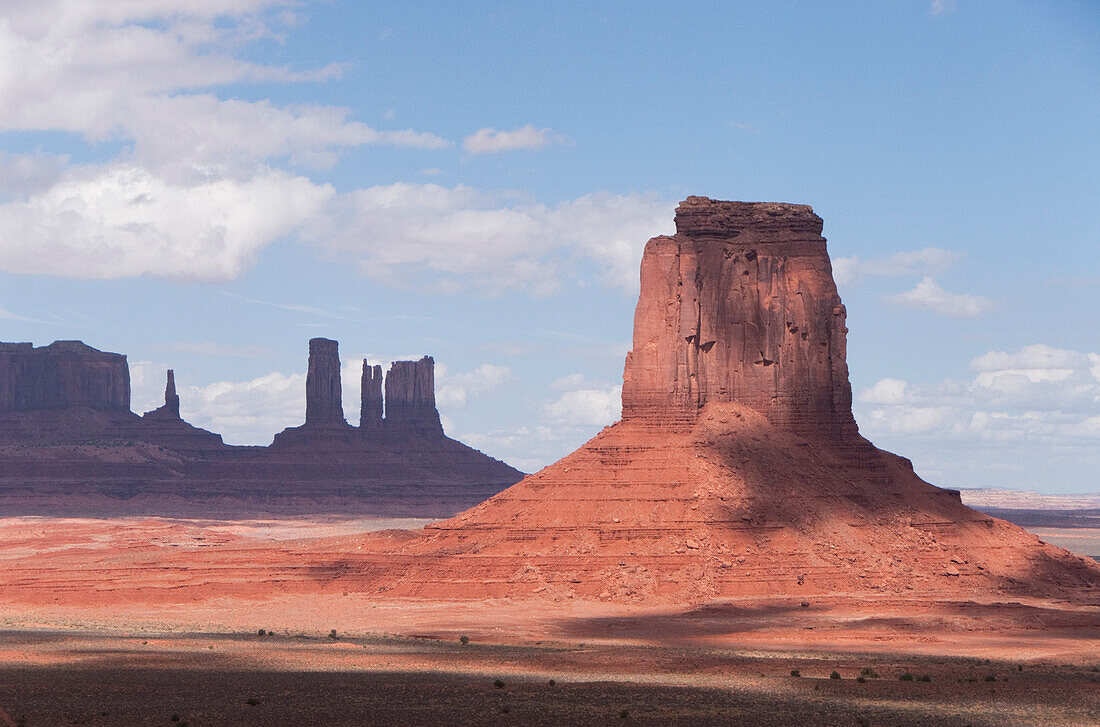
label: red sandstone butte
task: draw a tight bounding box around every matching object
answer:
[339,197,1100,602]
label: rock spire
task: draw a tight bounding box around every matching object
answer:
[305,337,347,427]
[360,361,383,429]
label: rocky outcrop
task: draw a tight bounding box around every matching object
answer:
[383,357,443,435]
[360,362,383,430]
[142,370,181,420]
[305,338,347,427]
[0,337,521,515]
[337,196,1100,603]
[138,369,224,451]
[622,197,855,437]
[0,341,130,412]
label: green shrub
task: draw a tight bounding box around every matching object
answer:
[494,679,505,689]
[549,679,556,686]
[245,698,260,706]
[899,672,914,681]
[790,669,800,677]
[919,674,932,682]
[984,674,997,682]
[328,629,338,640]
[856,676,866,683]
[830,671,841,680]
[257,629,266,636]
[460,636,470,645]
[859,667,880,678]
[619,709,630,719]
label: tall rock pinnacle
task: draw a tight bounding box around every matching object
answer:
[621,197,856,437]
[360,361,383,429]
[384,356,442,434]
[162,370,180,418]
[305,338,346,426]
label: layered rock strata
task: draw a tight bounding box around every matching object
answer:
[333,197,1100,603]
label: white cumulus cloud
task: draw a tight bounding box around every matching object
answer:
[462,125,568,154]
[884,276,998,317]
[855,343,1100,488]
[0,163,332,281]
[544,375,622,426]
[305,183,673,294]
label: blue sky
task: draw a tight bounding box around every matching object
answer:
[0,1,1097,491]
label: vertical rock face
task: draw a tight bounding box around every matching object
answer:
[360,361,383,429]
[621,197,856,437]
[0,341,130,412]
[305,338,346,426]
[384,356,442,434]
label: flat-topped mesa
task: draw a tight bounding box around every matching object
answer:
[0,340,130,412]
[621,197,857,438]
[360,361,383,430]
[142,370,180,420]
[383,357,443,435]
[304,338,347,427]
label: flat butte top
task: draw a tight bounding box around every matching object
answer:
[673,196,824,242]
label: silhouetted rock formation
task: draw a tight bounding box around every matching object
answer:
[383,356,443,436]
[344,197,1100,603]
[142,370,181,420]
[0,337,523,517]
[139,368,224,451]
[305,338,347,427]
[360,362,383,430]
[0,340,130,412]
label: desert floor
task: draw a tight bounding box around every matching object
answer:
[1,516,1097,726]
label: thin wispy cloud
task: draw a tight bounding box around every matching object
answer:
[220,292,355,321]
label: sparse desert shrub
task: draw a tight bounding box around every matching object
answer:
[619,709,630,719]
[171,716,180,722]
[258,629,266,636]
[856,676,866,683]
[245,697,260,706]
[984,674,997,682]
[500,705,510,713]
[329,629,338,640]
[919,674,931,682]
[899,672,914,681]
[800,601,809,608]
[494,679,505,689]
[1017,665,1023,671]
[859,667,880,678]
[790,669,800,677]
[549,679,556,686]
[460,635,469,645]
[830,671,841,680]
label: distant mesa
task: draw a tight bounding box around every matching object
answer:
[0,337,523,517]
[345,197,1100,603]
